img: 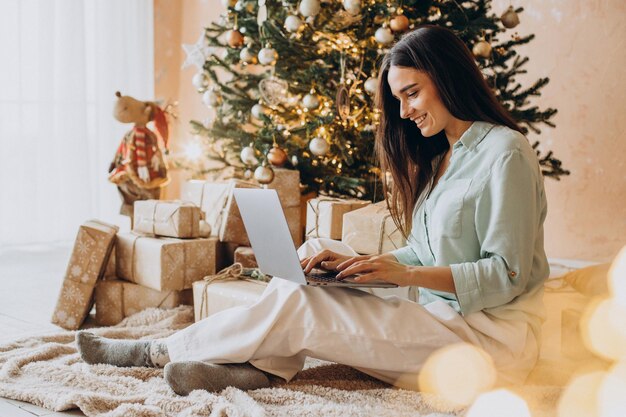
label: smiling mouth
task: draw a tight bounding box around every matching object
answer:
[413,114,427,125]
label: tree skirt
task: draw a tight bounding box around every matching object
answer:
[0,306,560,417]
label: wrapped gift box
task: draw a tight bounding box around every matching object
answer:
[193,279,267,322]
[268,168,301,208]
[133,200,204,238]
[95,279,193,326]
[306,197,370,240]
[182,179,302,246]
[116,232,224,291]
[234,246,257,268]
[341,202,406,255]
[51,220,119,330]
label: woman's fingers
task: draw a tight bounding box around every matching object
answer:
[336,255,367,271]
[337,260,377,279]
[303,250,335,273]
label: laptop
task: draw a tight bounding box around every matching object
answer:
[234,188,397,288]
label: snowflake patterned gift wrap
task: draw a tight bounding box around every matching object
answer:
[341,201,406,255]
[305,197,370,240]
[116,232,225,291]
[94,279,193,326]
[51,220,119,330]
[133,200,204,238]
[192,278,267,322]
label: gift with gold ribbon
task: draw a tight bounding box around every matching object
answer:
[94,279,193,326]
[51,220,119,330]
[115,232,224,291]
[133,199,206,238]
[305,197,370,240]
[341,201,406,255]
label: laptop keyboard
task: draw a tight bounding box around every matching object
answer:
[306,270,342,282]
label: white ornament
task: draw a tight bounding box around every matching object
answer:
[202,89,221,107]
[258,47,278,65]
[220,0,237,7]
[240,146,259,165]
[299,0,321,17]
[302,93,320,110]
[309,137,329,156]
[192,72,209,90]
[364,77,378,94]
[240,47,257,64]
[375,27,394,45]
[259,76,289,106]
[342,0,361,16]
[284,15,303,33]
[251,103,268,119]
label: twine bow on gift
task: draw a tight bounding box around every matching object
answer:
[198,263,270,320]
[305,197,343,239]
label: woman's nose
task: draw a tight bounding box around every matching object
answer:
[399,100,412,119]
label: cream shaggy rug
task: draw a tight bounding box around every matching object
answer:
[0,306,560,417]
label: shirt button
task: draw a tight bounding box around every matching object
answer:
[509,271,517,277]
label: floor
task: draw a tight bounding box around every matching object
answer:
[0,242,87,416]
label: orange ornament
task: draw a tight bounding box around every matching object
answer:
[267,144,288,167]
[390,15,409,32]
[227,29,244,48]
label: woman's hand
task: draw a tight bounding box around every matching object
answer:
[336,255,416,287]
[300,250,371,273]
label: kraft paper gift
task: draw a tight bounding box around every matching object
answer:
[116,232,223,291]
[234,246,258,268]
[269,168,301,208]
[51,220,119,330]
[133,200,204,238]
[95,279,193,326]
[306,197,370,240]
[193,278,267,322]
[341,202,406,255]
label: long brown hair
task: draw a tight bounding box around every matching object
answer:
[375,25,521,238]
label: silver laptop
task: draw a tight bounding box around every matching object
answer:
[234,188,397,288]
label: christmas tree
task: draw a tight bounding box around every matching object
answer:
[178,0,568,202]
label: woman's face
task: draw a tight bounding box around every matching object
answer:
[387,66,453,138]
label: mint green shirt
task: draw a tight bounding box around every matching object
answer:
[390,122,549,330]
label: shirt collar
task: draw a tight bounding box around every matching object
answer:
[456,121,495,151]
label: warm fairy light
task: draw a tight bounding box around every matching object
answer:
[466,389,531,417]
[598,358,626,417]
[183,139,204,161]
[418,343,497,406]
[580,297,626,361]
[558,371,605,417]
[608,245,626,305]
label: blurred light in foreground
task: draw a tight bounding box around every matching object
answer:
[558,371,605,417]
[466,389,530,417]
[580,298,626,361]
[183,140,204,161]
[598,359,626,417]
[418,343,496,406]
[608,246,626,306]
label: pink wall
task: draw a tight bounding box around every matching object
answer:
[155,0,626,262]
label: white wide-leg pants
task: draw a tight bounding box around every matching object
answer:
[166,239,538,389]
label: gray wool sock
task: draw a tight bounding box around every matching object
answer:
[164,361,270,395]
[76,331,156,367]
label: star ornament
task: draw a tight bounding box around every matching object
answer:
[181,33,214,70]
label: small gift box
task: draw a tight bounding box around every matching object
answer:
[341,202,406,255]
[95,279,193,326]
[306,197,370,240]
[51,220,119,330]
[193,278,267,322]
[133,200,205,238]
[268,168,301,208]
[116,232,224,291]
[234,246,258,268]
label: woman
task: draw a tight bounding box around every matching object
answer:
[77,25,548,394]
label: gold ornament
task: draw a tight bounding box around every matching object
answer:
[267,143,288,167]
[472,40,492,59]
[227,29,244,48]
[500,6,520,29]
[254,162,275,184]
[390,15,409,32]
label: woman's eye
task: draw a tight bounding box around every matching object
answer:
[407,91,419,98]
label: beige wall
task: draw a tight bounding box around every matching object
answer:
[155,0,626,262]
